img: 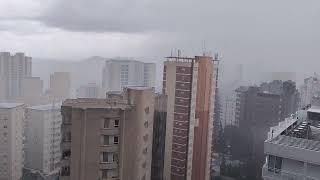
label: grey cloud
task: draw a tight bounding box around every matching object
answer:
[38,0,320,34]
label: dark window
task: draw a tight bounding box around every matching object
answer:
[145,107,150,114]
[114,119,119,128]
[103,135,109,145]
[104,118,110,128]
[114,136,119,144]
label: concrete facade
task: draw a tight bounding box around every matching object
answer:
[0,103,25,180]
[60,87,155,180]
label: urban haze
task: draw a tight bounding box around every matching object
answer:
[0,0,320,180]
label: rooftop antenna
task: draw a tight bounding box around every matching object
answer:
[214,53,219,61]
[202,40,207,56]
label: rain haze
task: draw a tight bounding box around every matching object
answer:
[1,1,320,180]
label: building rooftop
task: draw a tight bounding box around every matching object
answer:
[127,86,153,90]
[62,98,132,110]
[266,107,320,152]
[28,103,62,111]
[307,106,320,114]
[0,103,24,109]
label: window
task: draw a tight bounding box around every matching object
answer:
[268,155,282,174]
[114,136,119,144]
[102,169,109,178]
[144,121,148,128]
[103,135,109,145]
[143,134,148,142]
[144,107,149,114]
[142,147,148,155]
[101,169,118,179]
[113,153,119,162]
[102,152,109,162]
[114,119,119,128]
[63,132,71,142]
[103,118,110,128]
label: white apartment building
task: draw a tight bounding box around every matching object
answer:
[24,103,62,179]
[76,83,104,98]
[102,59,156,92]
[262,107,320,180]
[221,94,237,128]
[0,103,25,180]
[300,75,320,107]
[0,52,32,100]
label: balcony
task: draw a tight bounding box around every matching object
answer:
[100,162,118,170]
[262,164,317,180]
[61,142,71,150]
[101,128,120,135]
[265,135,320,165]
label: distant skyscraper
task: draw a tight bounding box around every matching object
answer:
[24,103,62,180]
[0,103,25,180]
[102,59,156,92]
[0,75,6,101]
[76,83,103,98]
[234,80,299,175]
[60,87,155,180]
[20,77,45,105]
[0,52,32,100]
[49,72,71,101]
[300,74,320,107]
[162,55,217,180]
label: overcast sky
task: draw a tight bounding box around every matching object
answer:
[0,0,319,78]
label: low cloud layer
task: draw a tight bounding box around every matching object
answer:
[0,0,320,81]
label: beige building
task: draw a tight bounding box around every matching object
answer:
[60,87,155,180]
[48,72,71,101]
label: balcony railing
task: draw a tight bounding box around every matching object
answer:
[262,164,318,180]
[269,135,320,152]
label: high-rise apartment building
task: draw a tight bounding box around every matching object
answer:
[300,74,320,107]
[233,80,299,176]
[102,59,156,92]
[0,103,25,180]
[60,87,155,180]
[0,52,32,100]
[24,103,62,180]
[48,72,71,101]
[162,55,217,180]
[262,107,320,179]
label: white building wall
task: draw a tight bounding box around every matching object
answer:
[25,104,62,176]
[102,60,156,92]
[0,103,25,180]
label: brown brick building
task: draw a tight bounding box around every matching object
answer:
[163,55,217,180]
